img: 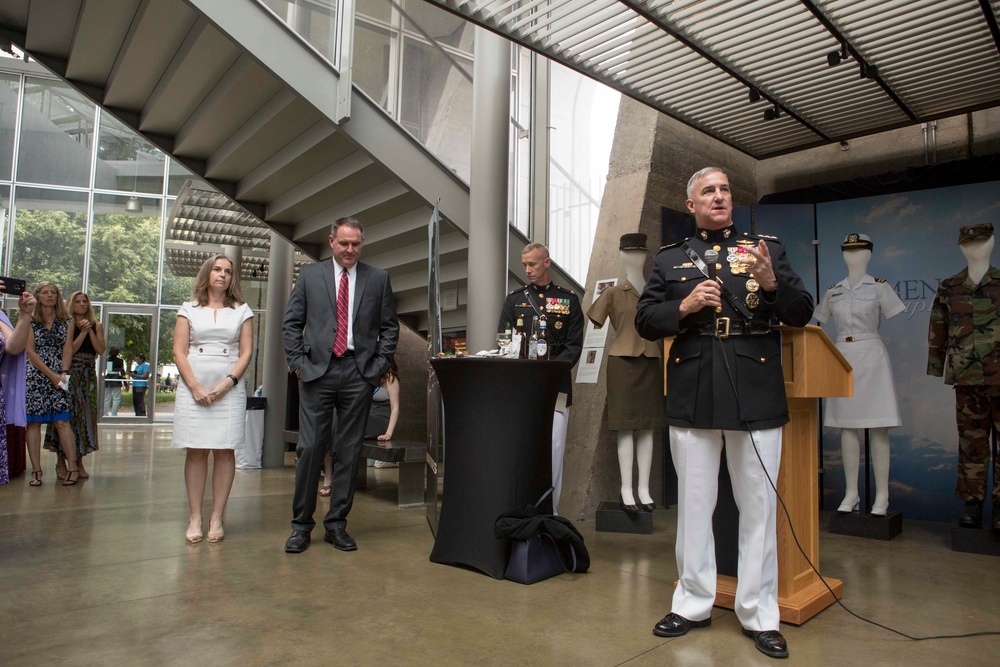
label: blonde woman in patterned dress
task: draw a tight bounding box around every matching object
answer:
[25,282,79,486]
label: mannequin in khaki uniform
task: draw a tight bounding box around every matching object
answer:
[587,233,665,513]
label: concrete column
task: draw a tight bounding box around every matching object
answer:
[466,27,510,352]
[261,231,294,468]
[221,244,243,268]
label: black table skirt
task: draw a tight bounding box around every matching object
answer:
[429,357,571,579]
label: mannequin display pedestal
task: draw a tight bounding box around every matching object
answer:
[951,522,1000,557]
[828,428,903,541]
[595,502,652,534]
[829,510,902,541]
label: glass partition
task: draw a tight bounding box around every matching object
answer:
[260,0,475,182]
[399,36,473,182]
[10,186,88,293]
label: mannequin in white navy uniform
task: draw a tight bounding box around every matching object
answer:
[587,233,665,513]
[814,234,905,516]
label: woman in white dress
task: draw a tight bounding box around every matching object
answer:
[815,233,905,516]
[172,255,254,544]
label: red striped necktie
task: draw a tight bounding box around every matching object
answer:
[333,268,349,356]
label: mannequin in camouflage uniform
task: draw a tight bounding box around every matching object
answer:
[927,223,1000,530]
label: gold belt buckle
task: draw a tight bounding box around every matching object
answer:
[845,336,855,342]
[716,317,730,339]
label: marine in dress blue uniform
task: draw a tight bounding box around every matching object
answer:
[497,243,583,514]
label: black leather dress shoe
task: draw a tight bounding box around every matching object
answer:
[959,501,983,528]
[284,530,311,553]
[619,493,639,514]
[742,629,788,659]
[652,612,711,637]
[640,501,655,512]
[324,528,357,551]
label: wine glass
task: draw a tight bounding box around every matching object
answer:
[496,332,511,356]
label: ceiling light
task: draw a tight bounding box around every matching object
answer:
[763,105,781,121]
[748,87,761,103]
[860,62,878,79]
[126,196,143,213]
[826,43,848,67]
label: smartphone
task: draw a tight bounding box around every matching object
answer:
[0,276,26,295]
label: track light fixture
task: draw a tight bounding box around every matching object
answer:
[826,43,847,67]
[748,87,761,103]
[763,105,781,121]
[859,62,878,79]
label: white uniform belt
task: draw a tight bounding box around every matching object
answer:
[837,333,881,342]
[192,342,235,356]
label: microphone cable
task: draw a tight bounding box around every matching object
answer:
[709,328,1000,642]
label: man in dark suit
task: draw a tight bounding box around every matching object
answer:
[282,217,399,553]
[635,167,813,659]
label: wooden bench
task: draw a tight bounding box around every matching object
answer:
[283,430,426,508]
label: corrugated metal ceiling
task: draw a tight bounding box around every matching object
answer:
[425,0,1000,158]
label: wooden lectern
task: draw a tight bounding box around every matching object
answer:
[713,325,852,624]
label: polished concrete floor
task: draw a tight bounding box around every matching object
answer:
[1,425,999,666]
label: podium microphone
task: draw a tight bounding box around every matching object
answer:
[704,248,718,282]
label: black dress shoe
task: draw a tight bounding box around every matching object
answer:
[652,612,711,637]
[640,501,655,512]
[619,493,639,514]
[324,528,357,551]
[284,530,311,553]
[959,501,983,528]
[742,628,788,659]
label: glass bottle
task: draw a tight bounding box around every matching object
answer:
[515,315,527,359]
[536,315,549,360]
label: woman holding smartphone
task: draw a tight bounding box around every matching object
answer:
[25,282,79,486]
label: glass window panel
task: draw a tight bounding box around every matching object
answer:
[88,194,162,304]
[17,77,96,187]
[156,308,178,413]
[0,184,9,277]
[402,1,474,52]
[11,187,87,294]
[354,21,392,110]
[166,159,212,196]
[511,47,531,234]
[547,63,620,284]
[358,0,392,23]
[244,310,265,395]
[240,251,270,312]
[95,111,166,194]
[400,37,473,182]
[0,72,19,181]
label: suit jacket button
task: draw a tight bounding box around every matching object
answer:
[199,347,204,353]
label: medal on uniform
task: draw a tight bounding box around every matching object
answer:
[746,293,760,309]
[554,321,563,329]
[746,279,759,293]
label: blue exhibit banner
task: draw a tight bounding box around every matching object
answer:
[814,182,1000,521]
[757,181,999,521]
